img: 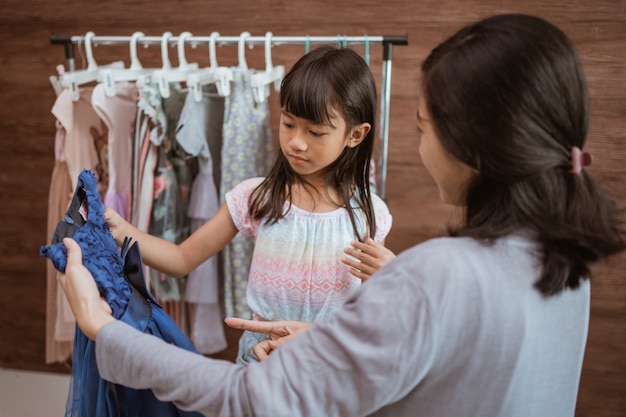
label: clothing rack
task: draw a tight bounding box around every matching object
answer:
[49,33,409,200]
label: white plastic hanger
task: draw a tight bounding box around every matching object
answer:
[187,32,233,102]
[149,32,173,98]
[250,32,285,103]
[237,31,251,71]
[60,32,124,101]
[152,31,199,98]
[49,64,65,97]
[98,31,152,97]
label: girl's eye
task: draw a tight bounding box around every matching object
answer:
[309,130,324,137]
[282,122,294,129]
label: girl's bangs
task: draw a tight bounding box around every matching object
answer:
[281,69,337,126]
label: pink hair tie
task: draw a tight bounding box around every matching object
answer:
[569,146,593,174]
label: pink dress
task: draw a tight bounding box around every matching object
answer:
[92,82,138,221]
[46,87,105,363]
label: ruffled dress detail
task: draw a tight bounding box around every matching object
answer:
[40,169,202,417]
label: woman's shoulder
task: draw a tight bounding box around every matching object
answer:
[411,232,534,250]
[398,236,475,264]
[395,234,537,273]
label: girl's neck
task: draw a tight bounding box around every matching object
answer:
[291,181,345,213]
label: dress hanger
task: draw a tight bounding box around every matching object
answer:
[49,64,65,97]
[176,31,198,73]
[152,31,199,98]
[150,32,173,97]
[237,31,251,71]
[250,32,285,103]
[187,31,233,102]
[60,31,124,101]
[98,31,151,97]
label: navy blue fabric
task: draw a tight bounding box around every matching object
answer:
[41,169,202,417]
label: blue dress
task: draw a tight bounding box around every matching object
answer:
[40,169,202,417]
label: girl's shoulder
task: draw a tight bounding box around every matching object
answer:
[370,192,390,211]
[232,177,265,193]
[369,192,392,237]
[351,189,390,212]
[228,177,266,200]
[226,177,265,211]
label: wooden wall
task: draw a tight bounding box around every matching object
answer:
[0,1,624,415]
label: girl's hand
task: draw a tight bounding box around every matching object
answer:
[225,318,311,361]
[104,207,126,246]
[342,238,396,282]
[57,238,115,340]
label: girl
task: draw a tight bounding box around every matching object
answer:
[105,45,393,363]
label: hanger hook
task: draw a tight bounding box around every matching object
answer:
[238,31,251,70]
[160,31,173,70]
[130,31,145,71]
[264,32,273,71]
[177,31,193,69]
[209,31,220,70]
[84,31,97,70]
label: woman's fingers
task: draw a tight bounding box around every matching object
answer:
[224,317,291,338]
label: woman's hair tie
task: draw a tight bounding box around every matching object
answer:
[569,146,593,174]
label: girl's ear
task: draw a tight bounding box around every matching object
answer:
[347,122,371,148]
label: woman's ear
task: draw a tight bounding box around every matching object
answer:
[347,122,371,148]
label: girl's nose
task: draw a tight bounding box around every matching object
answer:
[289,131,308,151]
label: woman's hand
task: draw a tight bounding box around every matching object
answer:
[225,318,311,361]
[342,238,396,282]
[57,238,115,340]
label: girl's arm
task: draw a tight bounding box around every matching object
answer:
[105,203,238,277]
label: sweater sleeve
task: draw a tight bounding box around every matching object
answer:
[96,321,254,416]
[96,254,435,417]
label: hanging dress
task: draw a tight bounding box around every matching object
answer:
[53,87,103,191]
[220,67,274,318]
[91,82,138,221]
[176,84,227,354]
[147,87,191,329]
[44,119,74,364]
[40,169,202,417]
[130,81,166,233]
[46,87,106,364]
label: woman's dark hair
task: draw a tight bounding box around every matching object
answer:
[421,13,625,295]
[249,45,378,240]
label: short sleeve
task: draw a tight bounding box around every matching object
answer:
[225,177,264,238]
[372,194,392,242]
[175,94,209,160]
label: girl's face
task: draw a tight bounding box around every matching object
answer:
[279,108,369,183]
[417,95,477,206]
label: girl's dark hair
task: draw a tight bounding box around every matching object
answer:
[421,13,626,295]
[249,46,378,240]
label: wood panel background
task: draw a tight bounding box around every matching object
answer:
[0,1,624,415]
